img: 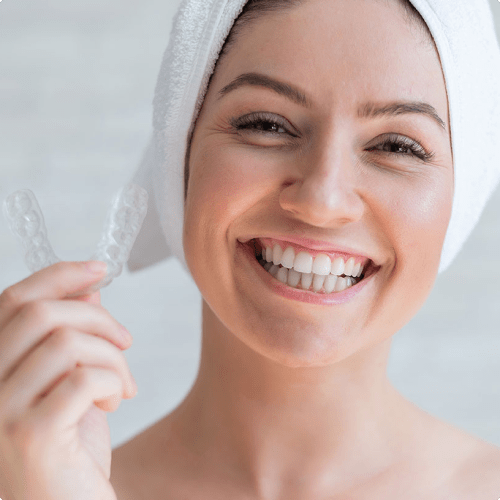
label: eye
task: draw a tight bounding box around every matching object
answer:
[230,112,299,137]
[367,134,435,162]
[230,115,435,162]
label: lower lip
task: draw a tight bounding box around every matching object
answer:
[237,241,376,305]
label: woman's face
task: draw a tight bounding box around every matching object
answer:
[183,0,453,367]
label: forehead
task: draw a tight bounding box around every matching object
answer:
[212,0,448,126]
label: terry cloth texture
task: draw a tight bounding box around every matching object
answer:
[126,0,500,277]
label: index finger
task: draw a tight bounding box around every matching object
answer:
[68,290,102,305]
[0,261,108,310]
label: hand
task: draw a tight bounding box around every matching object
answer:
[0,261,138,500]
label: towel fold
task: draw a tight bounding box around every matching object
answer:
[127,0,500,277]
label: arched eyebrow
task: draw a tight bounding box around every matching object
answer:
[358,101,446,131]
[217,72,447,132]
[218,72,311,108]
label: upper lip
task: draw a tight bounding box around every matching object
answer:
[239,234,379,266]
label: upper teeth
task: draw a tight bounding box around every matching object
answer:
[262,243,364,277]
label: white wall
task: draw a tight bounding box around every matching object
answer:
[1,0,500,448]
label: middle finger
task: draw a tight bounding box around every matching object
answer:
[0,299,132,384]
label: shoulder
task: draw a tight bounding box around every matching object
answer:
[442,436,500,499]
[408,407,500,498]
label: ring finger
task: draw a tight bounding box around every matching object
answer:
[0,327,137,419]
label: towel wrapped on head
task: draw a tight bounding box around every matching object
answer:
[126,0,500,277]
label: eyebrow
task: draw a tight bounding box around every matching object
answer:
[217,72,447,132]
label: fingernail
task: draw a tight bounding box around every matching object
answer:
[85,261,108,274]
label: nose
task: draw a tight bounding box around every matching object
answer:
[279,147,365,228]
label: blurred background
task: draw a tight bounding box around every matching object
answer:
[1,0,499,449]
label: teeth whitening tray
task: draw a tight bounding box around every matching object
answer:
[2,184,148,295]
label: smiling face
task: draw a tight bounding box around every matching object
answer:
[182,0,454,367]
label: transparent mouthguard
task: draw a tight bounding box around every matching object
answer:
[2,183,148,293]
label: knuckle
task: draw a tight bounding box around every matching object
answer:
[24,300,51,325]
[69,366,90,391]
[0,285,22,310]
[3,418,37,452]
[48,327,77,356]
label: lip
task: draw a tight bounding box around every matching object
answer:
[237,240,379,305]
[239,234,377,266]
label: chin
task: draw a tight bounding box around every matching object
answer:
[232,315,371,368]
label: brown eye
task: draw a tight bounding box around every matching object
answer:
[231,112,298,137]
[367,134,435,162]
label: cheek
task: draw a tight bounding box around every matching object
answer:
[186,143,279,215]
[401,179,452,257]
[183,144,270,273]
[357,171,453,338]
[379,171,453,283]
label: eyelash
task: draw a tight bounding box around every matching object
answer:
[231,112,435,162]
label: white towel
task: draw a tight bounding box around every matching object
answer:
[127,0,500,277]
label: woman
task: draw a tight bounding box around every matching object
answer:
[1,0,500,498]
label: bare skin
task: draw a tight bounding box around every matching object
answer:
[112,0,500,498]
[0,262,137,500]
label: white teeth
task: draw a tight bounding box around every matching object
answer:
[344,257,355,276]
[272,244,283,265]
[301,272,313,290]
[259,241,367,283]
[334,277,348,292]
[276,266,288,284]
[312,253,331,275]
[331,256,345,276]
[287,268,301,287]
[352,261,361,278]
[258,258,360,294]
[324,274,338,293]
[280,246,295,269]
[293,251,313,273]
[265,246,273,262]
[262,244,363,278]
[269,264,280,277]
[312,273,326,292]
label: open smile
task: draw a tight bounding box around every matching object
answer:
[238,238,380,305]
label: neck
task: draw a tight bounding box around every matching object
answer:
[171,300,416,498]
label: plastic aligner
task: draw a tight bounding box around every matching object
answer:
[2,189,60,273]
[88,184,148,291]
[2,183,148,293]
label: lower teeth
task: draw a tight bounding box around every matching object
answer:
[257,258,361,294]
